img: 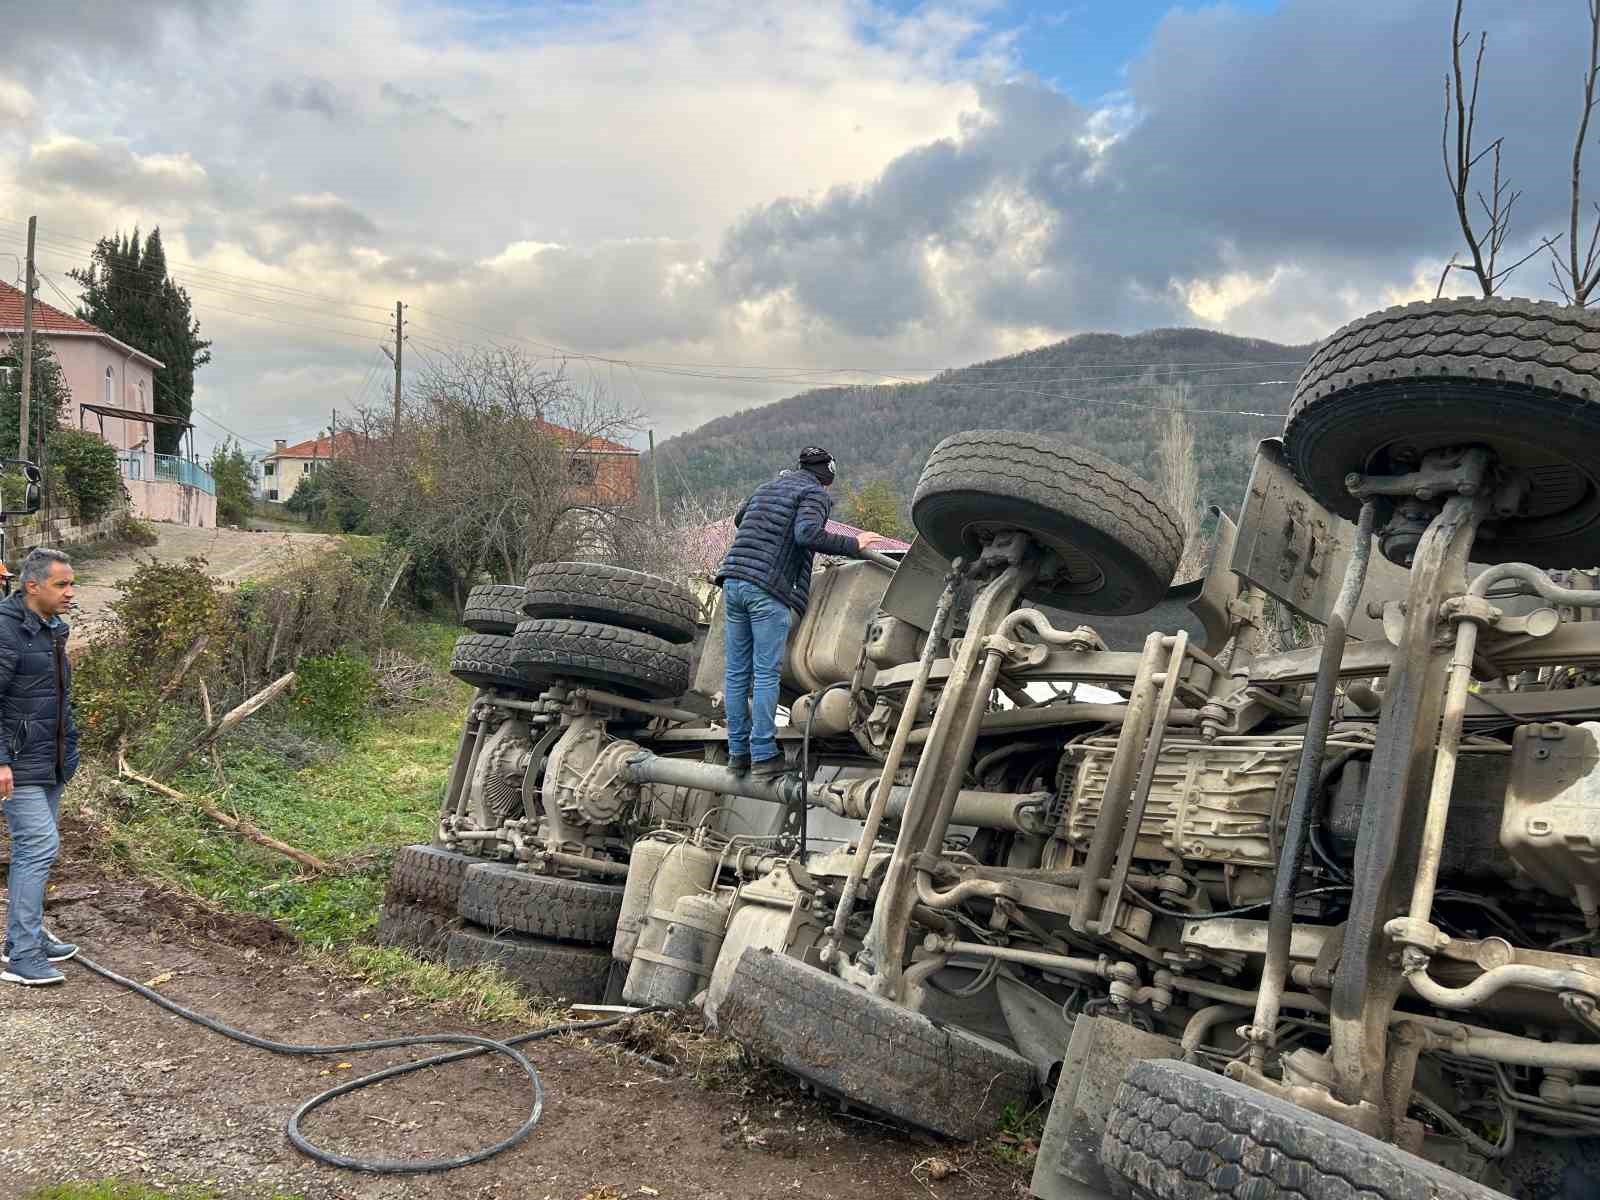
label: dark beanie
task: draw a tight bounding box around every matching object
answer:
[799,445,835,485]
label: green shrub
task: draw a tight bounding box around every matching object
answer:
[210,438,252,527]
[114,513,159,546]
[110,556,223,661]
[49,428,124,522]
[291,650,374,739]
[72,642,157,753]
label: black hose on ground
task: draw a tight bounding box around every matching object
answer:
[73,952,657,1175]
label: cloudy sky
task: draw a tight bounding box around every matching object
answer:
[0,0,1587,455]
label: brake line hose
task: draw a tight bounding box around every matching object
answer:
[73,951,657,1174]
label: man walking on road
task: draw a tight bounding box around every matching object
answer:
[0,548,80,986]
[716,447,873,780]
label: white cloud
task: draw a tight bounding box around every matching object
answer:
[0,0,1585,457]
[0,79,36,124]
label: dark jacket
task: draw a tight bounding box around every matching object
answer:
[716,469,860,614]
[0,592,79,787]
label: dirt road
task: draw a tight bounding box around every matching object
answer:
[0,824,1029,1200]
[68,523,334,639]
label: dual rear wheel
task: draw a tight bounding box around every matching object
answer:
[450,563,698,700]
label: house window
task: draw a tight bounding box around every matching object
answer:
[104,366,114,406]
[137,380,146,411]
[568,456,597,485]
[267,488,279,501]
[263,462,276,477]
[0,366,14,390]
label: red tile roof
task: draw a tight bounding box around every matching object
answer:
[695,516,910,556]
[268,423,632,462]
[534,420,635,454]
[0,279,103,336]
[0,280,164,367]
[264,431,363,461]
[824,518,911,553]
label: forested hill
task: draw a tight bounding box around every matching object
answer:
[651,327,1316,523]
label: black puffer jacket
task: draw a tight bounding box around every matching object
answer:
[0,592,79,787]
[716,470,860,614]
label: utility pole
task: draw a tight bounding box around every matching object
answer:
[392,300,404,431]
[17,216,35,463]
[648,429,662,524]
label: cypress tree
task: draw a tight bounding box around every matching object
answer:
[70,227,211,454]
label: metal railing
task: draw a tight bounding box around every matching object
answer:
[116,452,216,496]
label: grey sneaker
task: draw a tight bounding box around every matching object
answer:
[2,934,78,964]
[1,956,65,986]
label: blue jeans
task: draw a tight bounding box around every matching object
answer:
[723,579,794,762]
[5,784,62,965]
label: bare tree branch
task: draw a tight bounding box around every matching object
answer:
[343,344,642,599]
[1442,2,1512,296]
[1435,252,1460,299]
[1550,0,1600,306]
[1438,1,1564,298]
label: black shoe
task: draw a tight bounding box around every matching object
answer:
[728,753,751,773]
[750,755,788,781]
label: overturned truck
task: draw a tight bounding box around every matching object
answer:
[382,298,1600,1198]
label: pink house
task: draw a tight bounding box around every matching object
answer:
[0,281,215,527]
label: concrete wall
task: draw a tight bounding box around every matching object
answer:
[125,479,215,527]
[573,450,639,508]
[6,510,124,558]
[50,334,159,478]
[262,455,320,503]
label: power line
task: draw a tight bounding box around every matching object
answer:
[2,212,1309,384]
[17,258,400,352]
[0,216,394,314]
[192,409,273,451]
[8,214,1304,426]
[8,237,407,347]
[408,303,1307,377]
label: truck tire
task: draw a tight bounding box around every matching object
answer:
[511,618,691,700]
[1285,297,1600,568]
[462,583,526,634]
[375,898,460,960]
[449,632,530,694]
[717,948,1033,1141]
[911,430,1182,615]
[386,843,476,910]
[444,926,610,1002]
[523,562,699,644]
[1101,1059,1503,1200]
[457,862,624,945]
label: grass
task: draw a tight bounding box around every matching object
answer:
[96,699,466,946]
[613,1009,752,1090]
[27,1184,301,1200]
[326,944,576,1027]
[987,1097,1048,1167]
[383,619,462,671]
[78,616,473,948]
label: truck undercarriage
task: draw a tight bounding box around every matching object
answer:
[382,297,1600,1198]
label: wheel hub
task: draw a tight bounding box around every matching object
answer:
[1347,445,1529,566]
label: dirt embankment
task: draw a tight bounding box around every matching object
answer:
[67,523,335,642]
[0,819,1030,1200]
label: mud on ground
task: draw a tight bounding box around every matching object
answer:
[0,821,1032,1200]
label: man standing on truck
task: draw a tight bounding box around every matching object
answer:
[716,447,873,779]
[0,548,79,986]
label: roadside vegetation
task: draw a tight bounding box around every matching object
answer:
[64,539,470,953]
